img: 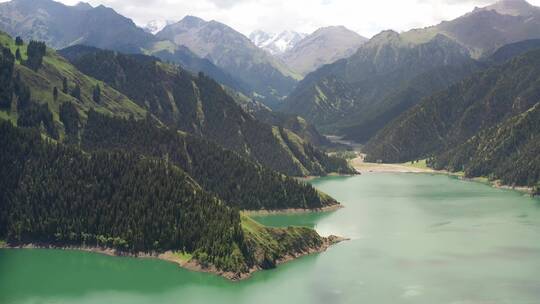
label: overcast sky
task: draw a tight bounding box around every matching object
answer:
[20,0,540,37]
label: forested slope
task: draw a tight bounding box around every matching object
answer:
[81,110,337,211]
[0,33,344,210]
[0,120,339,277]
[364,49,540,190]
[59,45,354,176]
[432,103,540,191]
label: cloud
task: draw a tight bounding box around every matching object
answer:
[206,0,249,9]
[32,0,540,37]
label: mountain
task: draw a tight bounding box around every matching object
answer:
[58,45,355,176]
[156,16,299,108]
[282,0,540,143]
[481,0,537,16]
[283,32,474,138]
[0,0,155,53]
[364,48,540,189]
[400,0,540,58]
[249,30,307,55]
[143,19,174,34]
[0,0,249,95]
[281,26,367,76]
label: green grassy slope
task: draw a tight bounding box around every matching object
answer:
[0,32,146,137]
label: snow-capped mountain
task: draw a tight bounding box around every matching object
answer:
[143,20,175,35]
[249,30,307,55]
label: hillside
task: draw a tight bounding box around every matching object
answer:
[81,110,338,211]
[0,31,145,135]
[364,49,540,189]
[432,103,540,190]
[0,119,340,279]
[0,32,348,205]
[59,45,355,176]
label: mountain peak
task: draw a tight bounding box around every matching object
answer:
[179,15,207,27]
[73,1,92,10]
[483,0,536,16]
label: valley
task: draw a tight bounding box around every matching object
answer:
[0,0,540,301]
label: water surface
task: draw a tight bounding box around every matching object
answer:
[1,174,539,304]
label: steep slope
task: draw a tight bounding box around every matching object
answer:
[0,33,346,209]
[0,0,155,53]
[58,45,355,176]
[432,103,540,190]
[249,30,306,55]
[281,26,367,76]
[0,31,146,135]
[401,0,540,58]
[283,32,474,137]
[156,16,298,108]
[81,110,338,211]
[364,49,540,166]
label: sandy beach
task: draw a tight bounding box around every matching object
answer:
[350,154,436,174]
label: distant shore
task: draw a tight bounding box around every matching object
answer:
[351,156,436,174]
[1,235,347,281]
[350,154,535,195]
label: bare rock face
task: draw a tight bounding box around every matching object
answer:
[249,30,307,55]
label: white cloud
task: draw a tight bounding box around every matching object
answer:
[10,0,540,37]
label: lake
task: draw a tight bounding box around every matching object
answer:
[1,173,539,304]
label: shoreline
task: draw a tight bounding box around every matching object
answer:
[0,235,347,281]
[242,204,343,216]
[350,155,535,196]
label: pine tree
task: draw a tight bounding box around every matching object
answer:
[15,36,23,46]
[15,48,21,62]
[62,77,68,94]
[25,41,46,71]
[71,83,81,100]
[92,84,101,104]
[53,87,58,101]
[0,47,14,109]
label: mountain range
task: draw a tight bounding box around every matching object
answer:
[282,0,540,142]
[155,16,299,108]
